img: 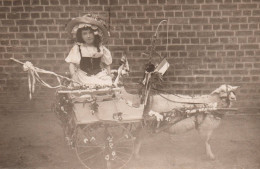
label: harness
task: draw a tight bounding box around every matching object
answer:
[146,85,233,133]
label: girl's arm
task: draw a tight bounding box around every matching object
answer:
[69,63,77,76]
[104,64,111,76]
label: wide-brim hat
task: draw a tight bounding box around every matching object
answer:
[66,14,109,43]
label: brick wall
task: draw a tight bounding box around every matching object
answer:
[0,0,260,113]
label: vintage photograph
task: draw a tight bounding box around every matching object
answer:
[0,0,259,169]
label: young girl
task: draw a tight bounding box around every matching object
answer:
[65,14,113,86]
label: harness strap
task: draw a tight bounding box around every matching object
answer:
[78,45,82,58]
[158,93,207,105]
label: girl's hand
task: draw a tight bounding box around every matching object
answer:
[93,53,103,58]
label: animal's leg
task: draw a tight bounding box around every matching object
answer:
[205,130,215,160]
[133,127,147,159]
[198,115,221,160]
[134,138,142,159]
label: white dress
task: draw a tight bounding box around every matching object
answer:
[65,43,113,86]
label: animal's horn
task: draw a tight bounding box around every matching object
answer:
[210,85,224,94]
[230,86,240,91]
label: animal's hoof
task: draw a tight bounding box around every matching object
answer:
[208,155,216,161]
[134,154,141,160]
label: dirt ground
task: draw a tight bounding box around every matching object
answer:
[0,109,259,169]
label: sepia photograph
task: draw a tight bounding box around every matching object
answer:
[0,0,259,168]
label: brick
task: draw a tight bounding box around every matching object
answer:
[184,57,202,64]
[65,6,84,11]
[16,20,34,25]
[168,18,188,24]
[241,44,259,50]
[0,33,15,39]
[120,32,138,38]
[248,17,260,23]
[150,18,166,24]
[203,57,222,63]
[229,17,247,23]
[239,4,257,9]
[31,13,40,18]
[159,32,177,37]
[7,13,20,20]
[129,46,147,51]
[186,45,205,50]
[206,45,223,50]
[158,0,167,4]
[143,5,162,11]
[190,18,208,24]
[184,11,193,17]
[1,20,15,26]
[201,5,218,10]
[193,70,210,75]
[231,70,248,75]
[11,6,24,12]
[111,19,129,25]
[212,70,229,75]
[16,33,35,39]
[131,19,149,24]
[164,5,181,10]
[6,47,27,53]
[0,27,8,32]
[123,6,142,11]
[252,10,260,16]
[225,45,239,50]
[168,45,185,51]
[45,6,63,12]
[182,5,200,10]
[219,4,237,10]
[36,19,54,25]
[197,31,215,37]
[28,47,47,53]
[235,31,253,36]
[178,32,195,37]
[48,46,68,52]
[46,33,60,38]
[24,6,44,12]
[209,18,228,24]
[216,31,234,36]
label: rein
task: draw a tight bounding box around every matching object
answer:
[157,93,207,105]
[152,86,233,107]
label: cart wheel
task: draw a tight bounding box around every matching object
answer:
[75,122,135,169]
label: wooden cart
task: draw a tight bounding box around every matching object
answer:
[53,86,144,169]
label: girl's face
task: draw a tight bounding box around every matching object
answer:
[82,29,94,45]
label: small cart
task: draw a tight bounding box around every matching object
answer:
[53,86,144,169]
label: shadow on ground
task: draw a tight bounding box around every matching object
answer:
[0,110,259,169]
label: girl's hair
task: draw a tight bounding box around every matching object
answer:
[76,26,101,52]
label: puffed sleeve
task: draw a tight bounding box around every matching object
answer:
[65,44,81,65]
[101,46,112,65]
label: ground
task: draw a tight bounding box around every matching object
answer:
[0,109,259,169]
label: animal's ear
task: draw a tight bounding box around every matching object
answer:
[210,88,221,94]
[210,84,225,94]
[231,86,240,91]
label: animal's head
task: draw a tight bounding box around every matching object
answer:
[112,55,130,87]
[119,55,130,77]
[211,84,240,107]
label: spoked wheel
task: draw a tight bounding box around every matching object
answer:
[75,122,135,169]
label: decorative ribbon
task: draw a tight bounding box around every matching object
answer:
[10,58,83,99]
[22,61,64,99]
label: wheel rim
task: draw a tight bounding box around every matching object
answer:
[75,123,135,169]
